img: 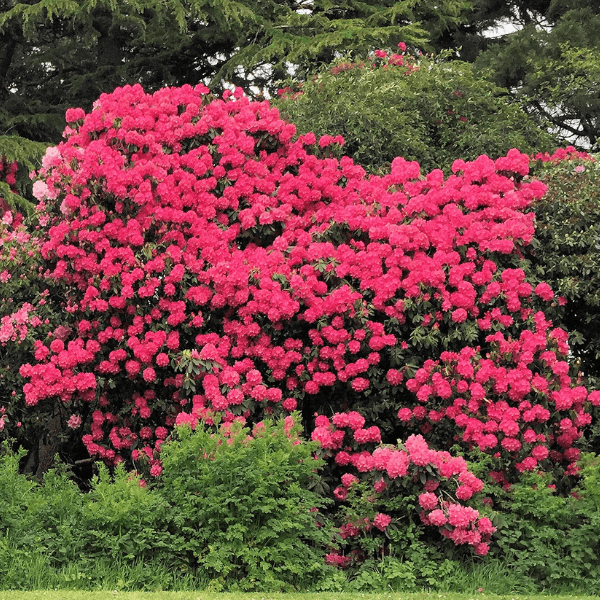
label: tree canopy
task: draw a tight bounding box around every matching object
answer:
[0,0,467,146]
[462,0,600,150]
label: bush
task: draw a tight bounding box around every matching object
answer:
[274,48,555,174]
[7,82,599,572]
[79,462,174,565]
[490,453,600,590]
[0,441,195,590]
[527,150,600,392]
[0,215,78,477]
[157,414,332,591]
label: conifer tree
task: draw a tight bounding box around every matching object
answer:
[437,0,600,150]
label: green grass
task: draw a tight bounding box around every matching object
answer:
[1,554,597,596]
[0,593,599,600]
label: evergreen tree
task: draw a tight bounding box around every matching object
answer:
[433,0,600,151]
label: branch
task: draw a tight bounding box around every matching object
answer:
[531,99,584,138]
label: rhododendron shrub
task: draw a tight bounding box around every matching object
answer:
[323,429,495,562]
[526,149,600,393]
[0,215,70,473]
[19,84,598,503]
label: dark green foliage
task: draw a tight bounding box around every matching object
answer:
[526,156,600,392]
[158,416,332,591]
[473,1,600,150]
[489,454,600,592]
[432,0,560,60]
[0,136,48,214]
[274,52,554,174]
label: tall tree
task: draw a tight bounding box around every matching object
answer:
[431,0,600,151]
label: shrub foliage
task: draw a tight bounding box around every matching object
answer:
[274,48,555,174]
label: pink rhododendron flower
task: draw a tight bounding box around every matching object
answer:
[418,492,438,510]
[67,414,82,429]
[373,513,392,531]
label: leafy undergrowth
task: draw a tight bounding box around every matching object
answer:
[0,593,598,600]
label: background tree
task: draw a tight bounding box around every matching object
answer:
[274,49,555,174]
[434,0,600,151]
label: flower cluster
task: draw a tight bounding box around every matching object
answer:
[402,310,599,481]
[0,157,22,227]
[0,212,61,448]
[315,413,492,557]
[278,44,417,100]
[532,146,594,164]
[0,303,41,345]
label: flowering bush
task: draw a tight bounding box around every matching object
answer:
[274,46,554,174]
[0,214,69,474]
[13,83,599,561]
[324,429,495,565]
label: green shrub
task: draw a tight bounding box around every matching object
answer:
[274,50,555,174]
[0,443,84,586]
[490,453,600,591]
[79,463,175,565]
[0,442,192,590]
[157,415,332,591]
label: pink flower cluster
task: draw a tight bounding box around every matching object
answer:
[403,311,600,480]
[317,416,493,558]
[421,507,495,556]
[532,146,594,164]
[0,220,51,357]
[0,303,39,345]
[0,157,23,227]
